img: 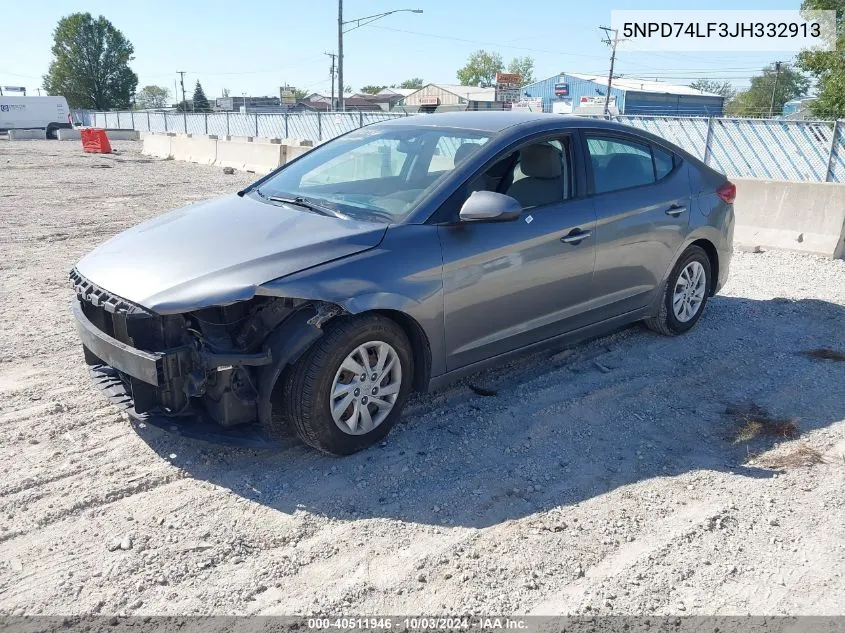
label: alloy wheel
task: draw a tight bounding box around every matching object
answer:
[672,261,707,323]
[329,341,402,435]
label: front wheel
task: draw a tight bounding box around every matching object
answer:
[280,314,414,455]
[646,246,711,336]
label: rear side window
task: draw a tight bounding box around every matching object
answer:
[587,137,654,193]
[653,146,675,180]
[586,136,676,194]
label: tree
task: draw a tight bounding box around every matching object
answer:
[507,56,535,85]
[42,12,138,110]
[360,85,387,94]
[456,50,504,86]
[797,0,845,119]
[724,64,809,117]
[689,79,736,100]
[292,87,308,100]
[344,85,353,94]
[192,81,211,112]
[135,85,170,109]
[393,78,424,90]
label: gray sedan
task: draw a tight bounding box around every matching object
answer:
[70,112,735,455]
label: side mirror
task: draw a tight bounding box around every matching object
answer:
[458,190,522,223]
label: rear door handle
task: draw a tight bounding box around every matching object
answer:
[560,229,592,244]
[665,204,687,217]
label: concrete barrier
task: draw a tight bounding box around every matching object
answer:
[734,178,845,259]
[171,134,218,165]
[283,144,313,164]
[103,129,140,141]
[282,139,314,147]
[214,139,284,174]
[141,133,174,159]
[8,129,47,140]
[56,128,81,140]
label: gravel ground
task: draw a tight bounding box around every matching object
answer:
[0,139,844,617]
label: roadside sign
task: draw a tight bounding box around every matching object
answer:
[495,72,522,105]
[580,95,616,107]
[554,83,569,97]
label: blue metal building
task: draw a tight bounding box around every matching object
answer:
[521,73,724,116]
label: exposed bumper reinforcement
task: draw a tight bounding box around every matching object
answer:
[72,300,165,386]
[89,364,279,449]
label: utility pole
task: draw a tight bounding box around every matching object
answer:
[325,52,337,111]
[769,61,783,118]
[337,0,344,112]
[177,71,187,108]
[599,26,623,116]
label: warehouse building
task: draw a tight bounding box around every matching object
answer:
[402,83,505,112]
[520,73,725,116]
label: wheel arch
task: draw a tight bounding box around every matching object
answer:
[688,238,719,296]
[371,308,432,393]
[255,294,433,431]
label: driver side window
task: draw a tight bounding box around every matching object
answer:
[467,137,571,209]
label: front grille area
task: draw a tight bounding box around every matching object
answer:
[70,268,193,414]
[69,268,151,316]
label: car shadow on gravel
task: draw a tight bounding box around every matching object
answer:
[135,296,845,528]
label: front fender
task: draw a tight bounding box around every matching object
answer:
[256,224,447,378]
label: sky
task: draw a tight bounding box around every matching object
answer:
[0,0,803,102]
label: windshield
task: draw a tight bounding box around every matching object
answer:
[252,125,492,223]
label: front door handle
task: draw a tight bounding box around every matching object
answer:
[665,204,687,217]
[560,229,592,244]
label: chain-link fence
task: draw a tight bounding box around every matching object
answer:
[608,115,845,183]
[92,111,408,144]
[90,110,845,183]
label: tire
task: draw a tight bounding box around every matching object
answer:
[280,314,414,455]
[645,245,712,336]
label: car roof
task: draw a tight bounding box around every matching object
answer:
[372,111,637,135]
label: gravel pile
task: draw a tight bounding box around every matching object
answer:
[0,140,843,616]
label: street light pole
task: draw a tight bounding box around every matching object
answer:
[337,4,422,113]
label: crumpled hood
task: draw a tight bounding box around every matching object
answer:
[75,193,387,313]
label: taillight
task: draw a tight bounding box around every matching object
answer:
[716,181,736,204]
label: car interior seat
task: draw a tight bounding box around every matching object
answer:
[505,144,565,208]
[453,142,481,167]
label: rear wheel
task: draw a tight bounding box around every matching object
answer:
[646,245,711,336]
[281,314,413,455]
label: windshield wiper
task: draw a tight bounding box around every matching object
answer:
[257,189,349,219]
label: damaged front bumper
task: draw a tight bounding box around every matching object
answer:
[69,268,330,447]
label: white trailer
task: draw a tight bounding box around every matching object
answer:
[0,96,72,138]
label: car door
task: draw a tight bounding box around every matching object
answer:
[437,133,597,371]
[583,132,691,318]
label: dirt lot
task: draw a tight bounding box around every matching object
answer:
[0,139,843,617]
